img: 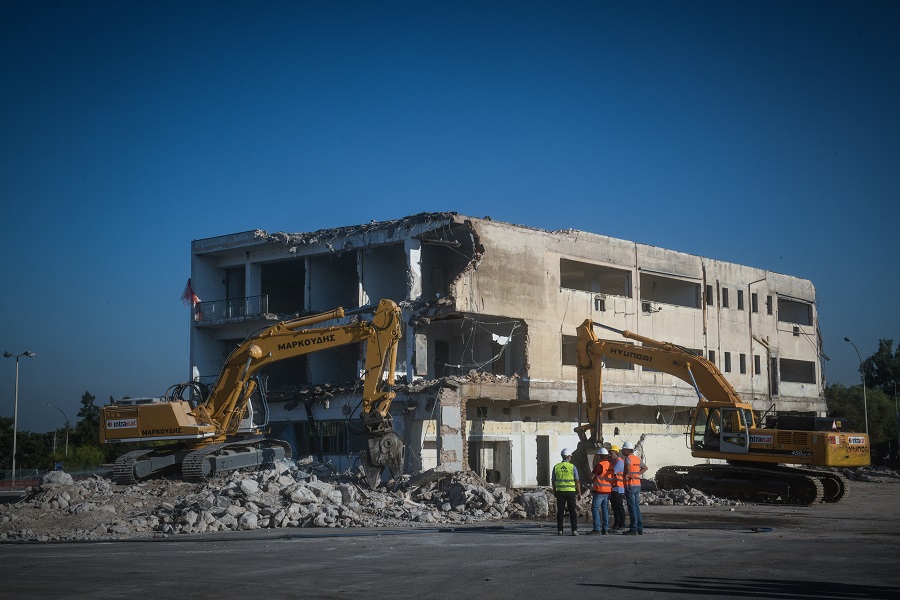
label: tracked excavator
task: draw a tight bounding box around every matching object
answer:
[101,299,404,488]
[573,320,869,505]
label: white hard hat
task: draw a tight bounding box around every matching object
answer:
[561,448,572,457]
[597,447,609,455]
[622,441,634,450]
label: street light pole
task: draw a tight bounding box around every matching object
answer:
[47,403,70,457]
[843,338,869,437]
[3,351,36,482]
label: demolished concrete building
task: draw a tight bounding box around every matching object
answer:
[188,212,826,486]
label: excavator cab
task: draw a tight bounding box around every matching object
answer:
[236,375,271,432]
[691,402,750,454]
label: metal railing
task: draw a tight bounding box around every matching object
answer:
[1,468,41,486]
[196,295,268,322]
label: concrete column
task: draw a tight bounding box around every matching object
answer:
[357,251,369,307]
[436,385,463,471]
[246,262,261,297]
[405,239,424,380]
[246,261,262,316]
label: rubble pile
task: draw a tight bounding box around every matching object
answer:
[0,463,539,543]
[842,465,900,482]
[641,488,742,507]
[4,463,894,543]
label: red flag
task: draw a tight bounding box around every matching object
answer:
[181,278,200,306]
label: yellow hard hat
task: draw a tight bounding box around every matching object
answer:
[610,445,620,452]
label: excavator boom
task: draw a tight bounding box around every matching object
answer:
[101,299,404,487]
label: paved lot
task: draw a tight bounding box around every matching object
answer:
[1,481,898,599]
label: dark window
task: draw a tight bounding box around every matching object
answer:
[708,350,716,364]
[780,358,816,384]
[754,354,761,375]
[476,406,488,419]
[770,357,779,394]
[293,420,363,455]
[766,295,773,315]
[778,298,813,326]
[640,272,701,309]
[724,352,732,373]
[751,293,759,313]
[722,288,730,308]
[562,335,578,366]
[737,290,744,311]
[739,353,747,374]
[560,259,632,297]
[706,284,714,306]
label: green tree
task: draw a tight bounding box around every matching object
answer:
[72,390,100,448]
[825,383,895,445]
[62,445,105,471]
[0,415,12,471]
[861,338,900,392]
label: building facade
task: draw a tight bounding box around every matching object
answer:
[188,212,826,486]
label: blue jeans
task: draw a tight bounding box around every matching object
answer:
[625,486,643,532]
[591,492,610,532]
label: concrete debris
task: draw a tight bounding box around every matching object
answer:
[0,464,521,542]
[641,488,743,507]
[2,464,895,542]
[267,212,457,251]
[841,465,900,481]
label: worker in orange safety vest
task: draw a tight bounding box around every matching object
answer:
[588,447,614,534]
[621,441,648,535]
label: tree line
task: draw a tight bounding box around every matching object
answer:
[0,391,143,474]
[825,338,900,457]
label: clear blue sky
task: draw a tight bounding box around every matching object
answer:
[2,1,898,433]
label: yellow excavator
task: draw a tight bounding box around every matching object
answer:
[101,299,403,488]
[573,320,869,504]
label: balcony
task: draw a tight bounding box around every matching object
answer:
[195,295,269,323]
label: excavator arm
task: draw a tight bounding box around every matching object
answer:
[572,319,752,480]
[104,299,404,486]
[201,300,402,437]
[201,298,404,486]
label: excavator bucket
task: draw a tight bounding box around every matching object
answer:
[572,439,595,487]
[362,430,405,489]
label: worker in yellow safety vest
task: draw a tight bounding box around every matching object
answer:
[552,448,583,536]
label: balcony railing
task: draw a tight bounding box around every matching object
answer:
[196,295,268,322]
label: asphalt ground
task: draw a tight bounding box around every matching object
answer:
[1,481,898,600]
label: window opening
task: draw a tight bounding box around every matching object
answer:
[780,358,816,384]
[560,259,632,297]
[778,298,813,326]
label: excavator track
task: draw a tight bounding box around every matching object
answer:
[113,448,156,485]
[181,438,293,482]
[767,465,849,503]
[655,464,828,505]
